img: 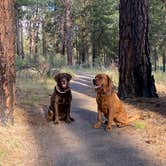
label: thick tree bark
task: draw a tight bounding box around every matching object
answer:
[0,0,16,124]
[66,0,73,65]
[16,7,21,57]
[118,0,158,98]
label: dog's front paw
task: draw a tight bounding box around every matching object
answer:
[105,125,112,132]
[116,123,127,128]
[93,122,102,129]
[65,118,72,123]
[70,117,75,122]
[54,120,59,124]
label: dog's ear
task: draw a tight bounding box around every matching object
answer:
[54,73,61,82]
[107,75,113,92]
[64,73,72,81]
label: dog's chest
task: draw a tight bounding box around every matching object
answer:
[97,96,109,111]
[55,91,71,104]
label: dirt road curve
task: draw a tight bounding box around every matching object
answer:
[23,72,165,166]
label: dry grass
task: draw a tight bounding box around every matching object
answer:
[0,124,25,166]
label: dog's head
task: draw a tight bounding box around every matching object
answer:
[93,73,113,93]
[54,73,72,90]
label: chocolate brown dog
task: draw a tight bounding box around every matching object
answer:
[48,73,74,124]
[93,73,139,131]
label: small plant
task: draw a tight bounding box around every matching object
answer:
[48,53,66,68]
[0,151,7,164]
[133,121,146,129]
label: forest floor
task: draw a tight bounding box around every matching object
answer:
[0,70,166,166]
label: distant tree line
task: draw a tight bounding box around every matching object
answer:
[15,0,165,71]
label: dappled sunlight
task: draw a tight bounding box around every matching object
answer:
[156,84,166,97]
[75,74,94,80]
[71,80,92,88]
[72,90,96,112]
[74,78,93,84]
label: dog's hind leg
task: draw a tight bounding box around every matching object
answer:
[54,104,59,124]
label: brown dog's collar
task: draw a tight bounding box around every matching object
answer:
[56,86,70,94]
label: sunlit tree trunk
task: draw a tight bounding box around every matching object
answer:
[16,6,21,57]
[20,21,24,59]
[66,0,72,65]
[118,0,158,98]
[0,0,16,124]
[32,0,39,61]
[28,20,32,55]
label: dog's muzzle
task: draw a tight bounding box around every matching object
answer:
[93,79,102,89]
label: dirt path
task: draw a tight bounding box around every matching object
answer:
[13,72,166,166]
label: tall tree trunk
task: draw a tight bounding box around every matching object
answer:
[162,49,165,72]
[66,0,72,65]
[42,21,47,57]
[118,0,158,98]
[31,1,39,61]
[154,48,158,71]
[81,44,86,64]
[161,42,166,72]
[31,20,36,55]
[28,20,32,55]
[92,42,97,67]
[16,6,21,57]
[75,33,79,64]
[20,21,24,59]
[60,14,65,56]
[0,0,16,124]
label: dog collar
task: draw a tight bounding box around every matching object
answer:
[101,90,112,96]
[56,86,70,94]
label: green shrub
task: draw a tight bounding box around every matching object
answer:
[48,53,66,68]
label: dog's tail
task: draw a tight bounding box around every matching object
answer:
[128,114,140,123]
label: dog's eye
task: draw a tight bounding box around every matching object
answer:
[96,77,102,80]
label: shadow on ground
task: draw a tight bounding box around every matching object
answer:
[123,97,166,118]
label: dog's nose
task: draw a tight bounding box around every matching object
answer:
[93,79,96,85]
